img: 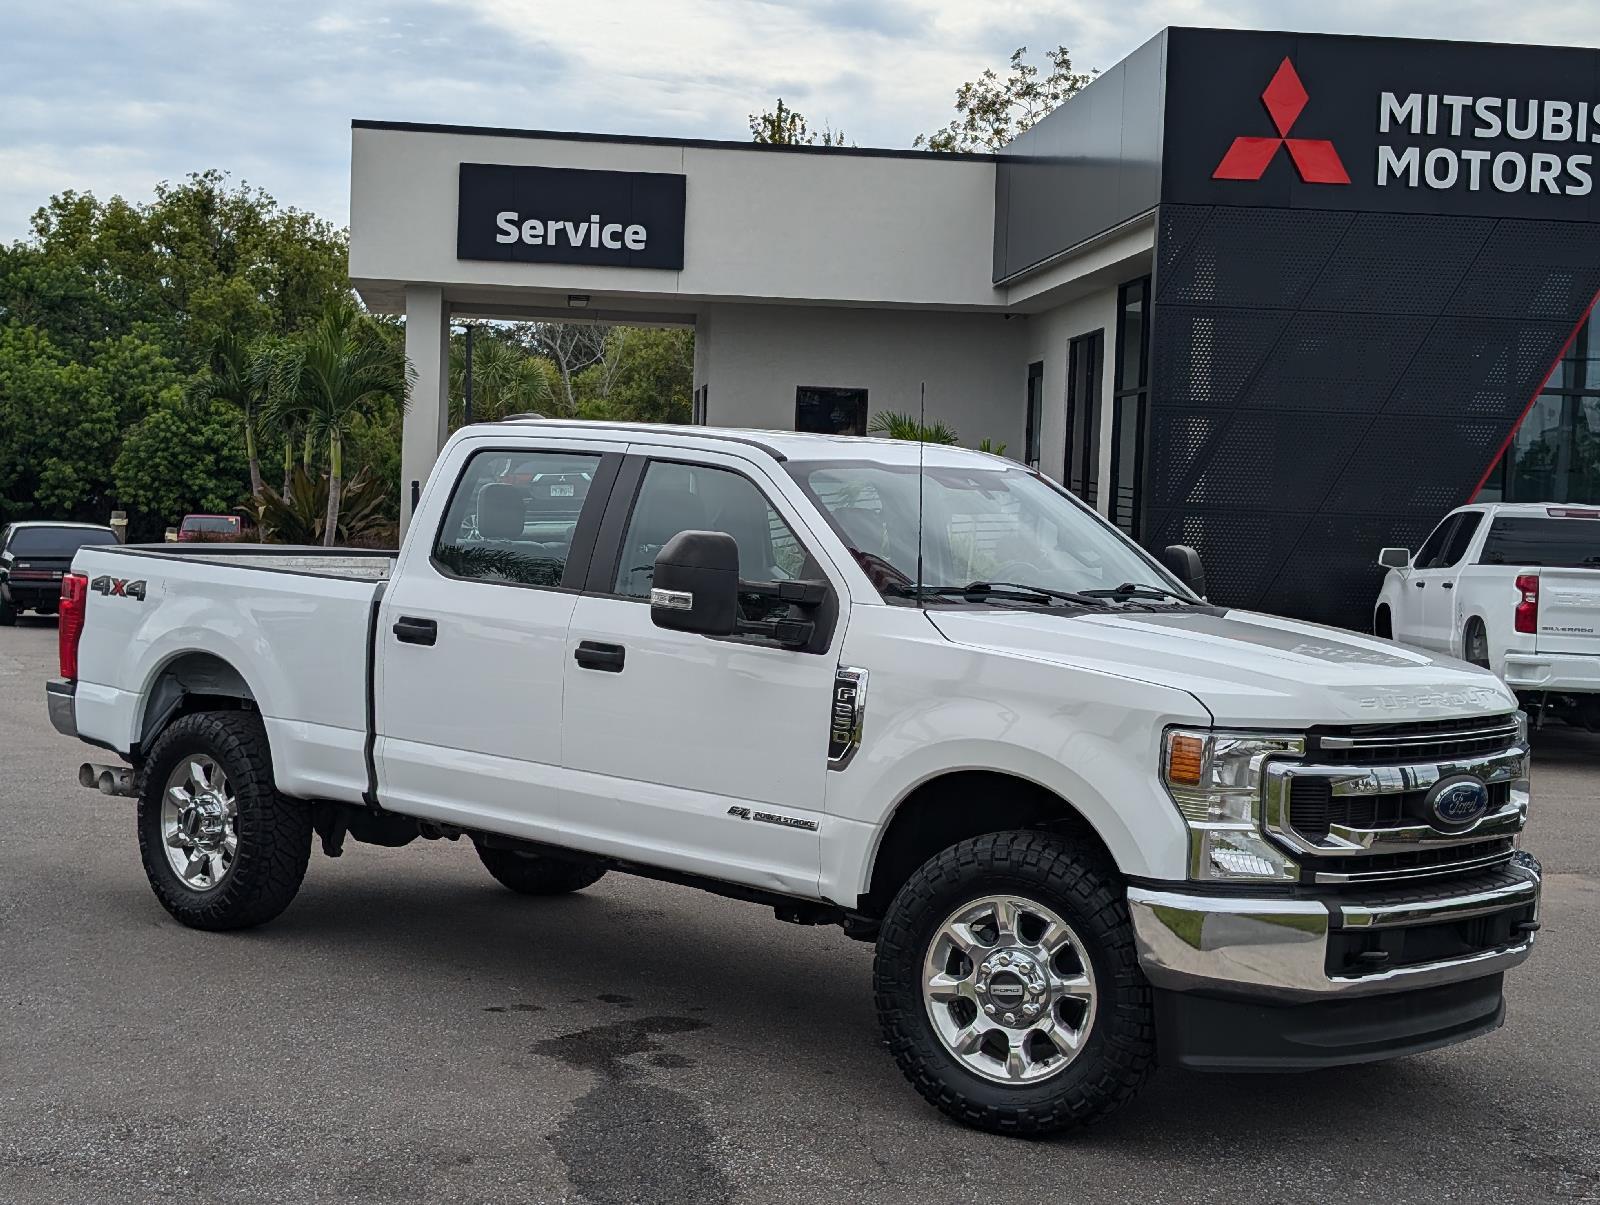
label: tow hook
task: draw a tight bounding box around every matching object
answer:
[78,762,136,797]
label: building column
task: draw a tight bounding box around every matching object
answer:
[400,285,450,536]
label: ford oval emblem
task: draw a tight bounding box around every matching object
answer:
[1427,776,1491,827]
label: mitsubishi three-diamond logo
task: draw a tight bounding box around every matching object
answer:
[1213,57,1350,184]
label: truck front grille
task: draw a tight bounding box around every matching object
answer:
[1289,778,1514,841]
[1307,713,1522,765]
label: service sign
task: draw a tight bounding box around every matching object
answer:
[457,163,686,269]
[1162,29,1600,221]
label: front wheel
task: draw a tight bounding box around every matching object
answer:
[136,710,312,930]
[873,831,1154,1135]
[0,598,15,626]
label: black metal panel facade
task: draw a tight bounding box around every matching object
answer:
[1145,29,1600,630]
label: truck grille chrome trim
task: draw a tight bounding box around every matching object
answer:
[1307,713,1522,765]
[1262,744,1530,873]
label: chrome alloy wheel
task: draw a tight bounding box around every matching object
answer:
[160,755,238,891]
[922,894,1098,1085]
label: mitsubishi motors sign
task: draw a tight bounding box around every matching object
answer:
[1164,29,1600,220]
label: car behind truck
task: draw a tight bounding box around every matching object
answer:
[47,420,1542,1135]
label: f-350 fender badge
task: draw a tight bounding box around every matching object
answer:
[828,666,868,770]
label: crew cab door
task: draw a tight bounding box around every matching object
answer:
[1425,510,1483,654]
[1395,513,1461,649]
[376,437,625,837]
[559,447,846,897]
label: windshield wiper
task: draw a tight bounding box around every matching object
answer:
[1079,582,1197,604]
[890,580,1107,607]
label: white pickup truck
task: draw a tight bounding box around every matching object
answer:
[1376,502,1600,728]
[48,420,1542,1135]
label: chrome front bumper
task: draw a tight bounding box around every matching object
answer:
[1127,854,1541,1003]
[46,678,77,738]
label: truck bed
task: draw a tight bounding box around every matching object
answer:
[67,542,393,805]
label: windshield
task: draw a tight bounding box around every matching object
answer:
[6,527,117,558]
[1480,516,1600,568]
[790,459,1186,600]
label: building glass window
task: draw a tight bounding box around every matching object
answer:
[1065,331,1103,504]
[692,385,709,425]
[1023,361,1044,469]
[1480,315,1600,504]
[796,386,868,436]
[1109,277,1151,538]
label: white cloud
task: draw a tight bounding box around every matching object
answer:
[0,0,1596,241]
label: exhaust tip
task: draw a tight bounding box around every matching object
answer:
[78,763,97,789]
[97,771,118,796]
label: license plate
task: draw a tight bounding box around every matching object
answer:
[549,484,574,497]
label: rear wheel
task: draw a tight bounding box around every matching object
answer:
[0,598,15,626]
[136,710,312,930]
[1464,619,1490,668]
[873,831,1154,1135]
[475,843,607,896]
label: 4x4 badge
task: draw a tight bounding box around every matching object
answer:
[89,575,147,601]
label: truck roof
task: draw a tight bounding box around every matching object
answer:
[1452,502,1600,517]
[4,520,115,531]
[492,418,1007,467]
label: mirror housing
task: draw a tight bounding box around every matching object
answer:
[1378,547,1411,570]
[1160,544,1206,598]
[650,530,739,637]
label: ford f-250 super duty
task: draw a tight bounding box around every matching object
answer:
[47,420,1542,1135]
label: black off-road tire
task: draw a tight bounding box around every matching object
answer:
[475,843,607,896]
[136,710,312,931]
[874,830,1155,1136]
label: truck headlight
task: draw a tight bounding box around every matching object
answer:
[1163,729,1304,882]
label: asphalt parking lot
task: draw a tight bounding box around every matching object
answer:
[2,617,1598,1204]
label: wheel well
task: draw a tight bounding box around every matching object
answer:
[139,652,256,753]
[861,771,1115,916]
[1374,604,1392,638]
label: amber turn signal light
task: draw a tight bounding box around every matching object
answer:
[1166,733,1206,786]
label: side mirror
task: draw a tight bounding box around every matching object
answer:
[1161,544,1206,598]
[650,530,739,637]
[1379,547,1411,570]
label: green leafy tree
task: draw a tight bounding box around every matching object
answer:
[449,328,556,425]
[750,98,847,146]
[575,327,694,424]
[113,396,248,529]
[915,46,1094,152]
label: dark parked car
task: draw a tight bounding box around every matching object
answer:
[177,514,252,542]
[0,522,119,624]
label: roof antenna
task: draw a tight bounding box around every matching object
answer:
[916,380,926,607]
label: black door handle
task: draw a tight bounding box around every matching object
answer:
[1442,581,1454,590]
[1415,581,1426,588]
[393,616,438,646]
[574,640,626,672]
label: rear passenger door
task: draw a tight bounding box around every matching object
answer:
[376,438,624,839]
[559,447,846,897]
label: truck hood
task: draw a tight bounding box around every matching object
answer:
[927,606,1517,727]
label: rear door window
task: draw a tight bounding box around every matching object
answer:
[1479,516,1600,568]
[6,527,117,557]
[1439,512,1484,567]
[434,450,604,588]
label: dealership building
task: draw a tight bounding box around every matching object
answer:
[349,27,1600,630]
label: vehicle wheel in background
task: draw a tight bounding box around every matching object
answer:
[873,830,1155,1136]
[1374,606,1392,639]
[1464,619,1490,668]
[475,843,608,895]
[136,710,312,931]
[0,598,15,626]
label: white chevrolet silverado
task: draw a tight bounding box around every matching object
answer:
[48,421,1542,1135]
[1376,502,1600,729]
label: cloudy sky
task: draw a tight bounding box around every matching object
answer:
[2,0,1596,241]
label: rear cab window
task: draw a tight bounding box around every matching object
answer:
[1479,514,1600,568]
[6,527,118,558]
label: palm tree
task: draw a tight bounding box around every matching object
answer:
[867,411,960,444]
[449,330,555,425]
[295,303,402,545]
[189,333,266,496]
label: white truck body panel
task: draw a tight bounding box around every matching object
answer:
[1377,502,1600,696]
